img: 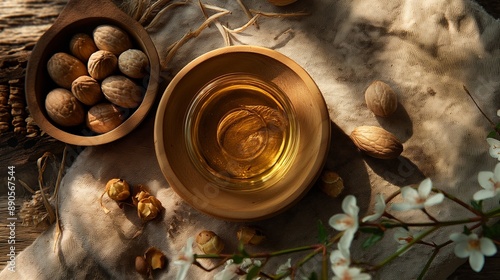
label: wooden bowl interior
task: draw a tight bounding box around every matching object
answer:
[27,15,159,146]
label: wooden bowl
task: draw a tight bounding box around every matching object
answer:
[25,0,159,146]
[154,46,330,221]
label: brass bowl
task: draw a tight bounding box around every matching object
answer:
[25,0,159,146]
[154,46,330,221]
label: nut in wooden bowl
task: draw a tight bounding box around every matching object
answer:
[25,0,159,146]
[350,125,403,159]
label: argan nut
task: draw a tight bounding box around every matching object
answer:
[105,178,130,201]
[87,50,118,80]
[319,170,344,198]
[86,103,125,134]
[101,75,144,108]
[365,80,398,117]
[237,226,266,245]
[71,75,103,106]
[69,33,98,62]
[144,247,167,270]
[196,230,224,254]
[47,52,88,89]
[350,126,403,159]
[45,88,85,127]
[118,49,149,79]
[93,25,132,55]
[137,195,164,221]
[135,255,150,275]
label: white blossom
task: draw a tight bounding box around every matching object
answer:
[393,228,421,255]
[450,233,497,272]
[332,266,372,280]
[174,237,195,280]
[275,258,292,280]
[362,194,386,222]
[330,247,350,270]
[329,195,359,250]
[391,178,444,211]
[487,138,500,161]
[473,162,500,201]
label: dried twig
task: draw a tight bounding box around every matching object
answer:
[139,0,172,25]
[198,1,231,46]
[237,0,259,29]
[249,9,310,18]
[145,1,189,31]
[164,10,231,66]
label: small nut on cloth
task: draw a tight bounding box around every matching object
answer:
[105,178,130,201]
[137,195,164,221]
[364,80,398,117]
[196,230,224,254]
[237,226,266,245]
[135,255,150,276]
[319,170,344,198]
[350,126,403,159]
[144,247,167,270]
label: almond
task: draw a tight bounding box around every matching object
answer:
[350,126,403,159]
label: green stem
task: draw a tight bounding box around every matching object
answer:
[321,246,328,280]
[416,246,440,280]
[486,207,500,217]
[372,227,439,270]
[437,188,484,217]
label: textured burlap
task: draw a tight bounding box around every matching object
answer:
[2,0,499,279]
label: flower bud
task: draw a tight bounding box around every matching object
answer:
[106,178,130,201]
[196,230,224,254]
[237,226,266,245]
[137,195,164,221]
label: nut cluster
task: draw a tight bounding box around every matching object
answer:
[44,24,150,135]
[193,226,267,255]
[99,178,164,222]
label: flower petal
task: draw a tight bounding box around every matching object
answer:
[329,214,351,231]
[450,232,467,242]
[469,250,485,272]
[478,171,494,190]
[454,242,470,258]
[418,178,432,198]
[400,186,419,201]
[330,249,350,268]
[480,237,498,256]
[342,195,357,214]
[494,162,500,181]
[339,229,355,251]
[424,193,444,207]
[391,202,418,211]
[473,189,496,201]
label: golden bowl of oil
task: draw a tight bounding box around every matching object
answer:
[155,46,330,221]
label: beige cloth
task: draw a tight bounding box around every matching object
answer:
[2,0,500,279]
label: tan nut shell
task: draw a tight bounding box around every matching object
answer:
[365,80,398,117]
[86,103,125,134]
[237,226,266,245]
[319,170,344,198]
[45,88,85,127]
[101,75,144,108]
[118,49,149,79]
[88,50,118,80]
[105,178,130,201]
[350,126,403,159]
[71,75,103,106]
[47,52,88,89]
[69,33,98,62]
[196,230,224,254]
[93,25,132,55]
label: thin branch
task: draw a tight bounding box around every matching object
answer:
[249,9,310,18]
[237,0,259,29]
[463,85,496,128]
[139,0,172,24]
[145,1,189,31]
[164,10,231,67]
